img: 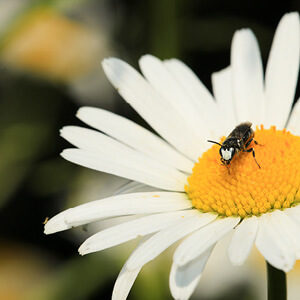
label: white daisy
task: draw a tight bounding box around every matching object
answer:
[45,12,300,300]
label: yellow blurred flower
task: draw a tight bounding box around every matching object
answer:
[0,242,50,300]
[0,7,108,82]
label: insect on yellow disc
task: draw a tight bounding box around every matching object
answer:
[186,126,300,218]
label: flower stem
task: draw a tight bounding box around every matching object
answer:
[267,262,287,300]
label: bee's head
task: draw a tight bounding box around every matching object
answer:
[220,147,235,165]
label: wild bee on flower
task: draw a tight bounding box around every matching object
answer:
[208,122,261,168]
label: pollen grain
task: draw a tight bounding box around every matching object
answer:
[186,126,300,218]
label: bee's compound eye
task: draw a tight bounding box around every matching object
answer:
[221,148,232,161]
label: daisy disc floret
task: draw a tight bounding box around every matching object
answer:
[45,12,300,300]
[187,126,300,218]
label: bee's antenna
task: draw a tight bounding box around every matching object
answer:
[207,140,222,146]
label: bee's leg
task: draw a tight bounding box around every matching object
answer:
[253,140,263,146]
[244,148,261,168]
[226,164,230,175]
[244,138,253,149]
[220,160,230,174]
[246,138,263,149]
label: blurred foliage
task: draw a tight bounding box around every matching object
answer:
[24,253,119,300]
[0,70,77,208]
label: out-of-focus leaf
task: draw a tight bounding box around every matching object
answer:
[28,158,77,196]
[0,70,76,208]
[132,249,172,300]
[0,122,51,207]
[148,0,180,58]
[25,253,120,300]
[28,0,90,11]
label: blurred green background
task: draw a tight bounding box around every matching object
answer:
[0,0,299,299]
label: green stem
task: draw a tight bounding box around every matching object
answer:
[267,261,287,300]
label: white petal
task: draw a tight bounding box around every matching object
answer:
[61,148,187,191]
[139,55,205,137]
[284,205,300,226]
[113,181,153,195]
[125,212,217,270]
[264,12,300,129]
[231,29,264,127]
[61,125,188,183]
[76,107,194,173]
[163,58,216,110]
[228,216,258,266]
[112,266,141,300]
[163,58,221,140]
[61,126,135,154]
[174,217,240,266]
[284,207,300,258]
[138,55,213,154]
[286,99,300,135]
[255,213,295,272]
[169,246,214,300]
[269,210,300,259]
[102,57,203,160]
[79,210,196,255]
[44,192,192,234]
[211,66,237,133]
[112,236,150,300]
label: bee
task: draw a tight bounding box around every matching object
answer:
[208,122,261,169]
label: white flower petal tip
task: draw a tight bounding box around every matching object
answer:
[102,57,118,67]
[163,57,222,139]
[228,216,258,266]
[139,54,156,63]
[44,211,70,235]
[265,12,300,128]
[75,106,194,174]
[231,28,264,126]
[60,149,72,160]
[45,192,192,236]
[281,11,299,21]
[78,246,86,256]
[170,263,200,300]
[102,55,206,161]
[138,54,217,158]
[59,126,81,145]
[169,247,213,300]
[78,211,197,256]
[102,57,135,87]
[101,57,132,89]
[59,127,64,135]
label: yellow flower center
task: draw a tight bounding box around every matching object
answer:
[186,126,300,218]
